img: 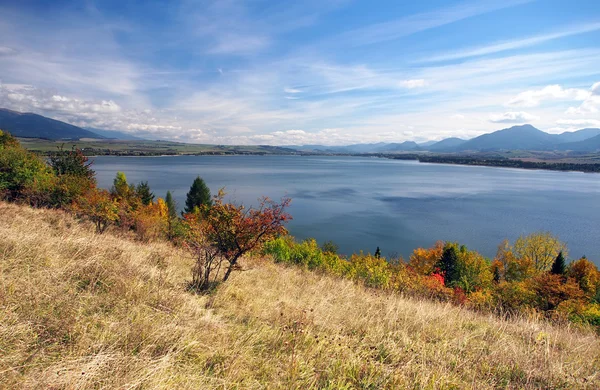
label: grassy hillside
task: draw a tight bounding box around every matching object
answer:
[1,202,599,389]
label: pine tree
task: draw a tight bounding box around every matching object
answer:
[136,181,155,205]
[165,191,177,219]
[184,176,212,214]
[374,246,381,259]
[551,251,566,275]
[438,245,460,286]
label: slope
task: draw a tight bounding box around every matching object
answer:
[457,124,557,151]
[0,108,103,140]
[0,202,598,389]
[427,137,466,151]
[557,133,600,152]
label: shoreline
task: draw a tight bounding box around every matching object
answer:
[82,152,600,174]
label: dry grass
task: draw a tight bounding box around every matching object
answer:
[0,201,598,389]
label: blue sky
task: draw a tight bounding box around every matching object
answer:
[1,0,599,144]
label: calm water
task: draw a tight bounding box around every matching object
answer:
[91,155,600,264]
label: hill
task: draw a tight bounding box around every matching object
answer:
[557,133,600,152]
[457,124,558,151]
[427,137,466,151]
[0,108,103,140]
[375,141,421,152]
[1,201,598,389]
[555,128,600,143]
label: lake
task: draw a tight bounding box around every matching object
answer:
[90,155,600,264]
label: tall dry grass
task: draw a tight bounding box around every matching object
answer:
[0,201,598,389]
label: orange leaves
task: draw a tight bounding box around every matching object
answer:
[73,188,119,233]
[408,241,443,275]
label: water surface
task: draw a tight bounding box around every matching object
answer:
[91,155,600,264]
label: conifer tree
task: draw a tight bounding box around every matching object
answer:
[438,244,460,286]
[136,181,154,205]
[551,251,566,275]
[184,176,212,214]
[165,191,177,219]
[374,246,381,259]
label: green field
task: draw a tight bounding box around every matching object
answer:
[18,137,299,156]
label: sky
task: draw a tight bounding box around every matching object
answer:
[0,0,599,145]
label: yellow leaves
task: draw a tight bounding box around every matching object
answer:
[514,232,567,272]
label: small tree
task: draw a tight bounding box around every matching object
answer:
[184,190,291,290]
[438,244,459,287]
[374,246,381,259]
[135,181,155,205]
[111,171,130,200]
[514,232,567,272]
[48,145,95,182]
[184,176,212,214]
[165,191,177,219]
[551,251,566,275]
[74,188,119,233]
[165,190,178,240]
[321,240,339,254]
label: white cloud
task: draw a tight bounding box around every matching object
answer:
[556,119,600,127]
[489,111,539,123]
[0,46,16,56]
[399,79,426,88]
[284,87,302,93]
[451,114,465,119]
[565,82,600,114]
[507,85,590,107]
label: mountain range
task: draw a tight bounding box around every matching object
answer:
[2,108,600,152]
[0,108,144,140]
[298,125,600,153]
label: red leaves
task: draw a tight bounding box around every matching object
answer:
[183,192,292,283]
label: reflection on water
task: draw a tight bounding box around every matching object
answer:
[90,155,600,264]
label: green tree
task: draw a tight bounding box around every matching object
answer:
[551,251,566,275]
[111,171,130,199]
[184,176,212,214]
[135,181,155,205]
[438,244,459,286]
[321,240,339,254]
[48,145,95,182]
[165,190,178,240]
[165,191,177,219]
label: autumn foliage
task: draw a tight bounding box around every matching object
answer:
[1,129,599,329]
[184,190,291,290]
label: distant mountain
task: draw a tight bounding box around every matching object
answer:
[556,134,600,152]
[426,137,466,151]
[555,128,600,143]
[0,108,103,140]
[456,124,557,151]
[375,141,421,152]
[85,127,145,140]
[419,140,437,147]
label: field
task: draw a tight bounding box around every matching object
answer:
[17,138,299,156]
[1,201,599,389]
